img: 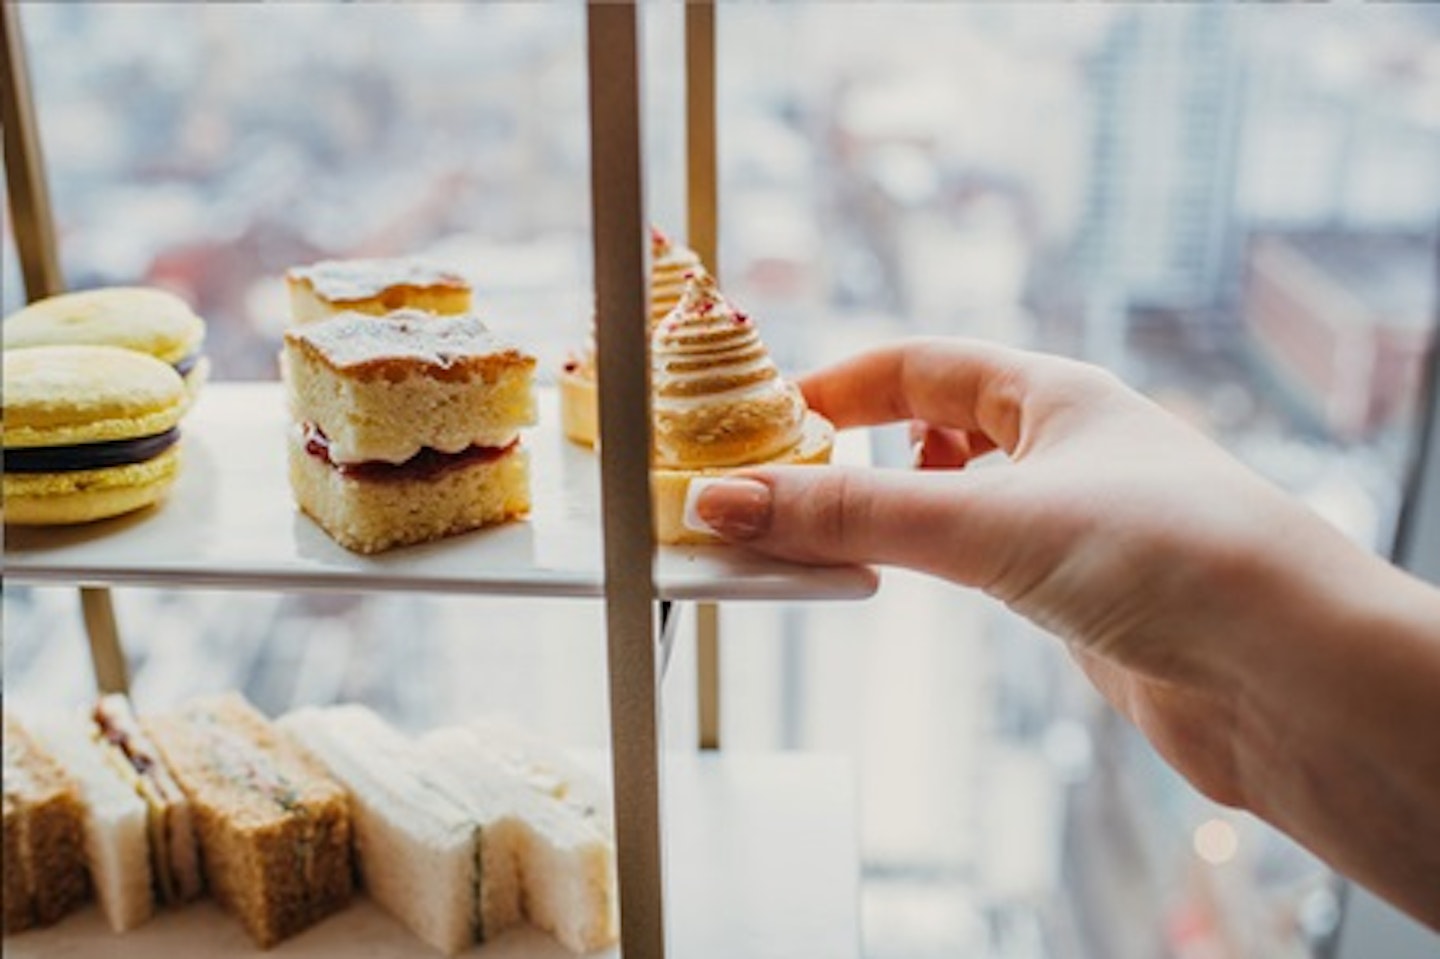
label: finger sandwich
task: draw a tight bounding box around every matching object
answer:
[287,258,471,325]
[144,693,353,947]
[282,705,617,956]
[2,714,90,934]
[450,718,611,836]
[26,716,153,932]
[89,694,204,910]
[283,310,536,554]
[279,705,523,955]
[418,726,617,954]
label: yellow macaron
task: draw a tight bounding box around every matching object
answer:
[3,345,186,526]
[3,287,209,399]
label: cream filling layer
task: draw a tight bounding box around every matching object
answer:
[317,426,521,466]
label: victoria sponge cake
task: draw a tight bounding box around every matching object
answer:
[286,258,471,326]
[283,310,536,554]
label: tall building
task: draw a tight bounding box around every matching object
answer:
[1243,231,1435,442]
[1080,6,1244,363]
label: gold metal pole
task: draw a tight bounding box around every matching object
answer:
[686,0,722,751]
[80,587,130,693]
[2,0,62,297]
[695,602,721,749]
[2,3,132,696]
[587,5,666,958]
[685,0,718,272]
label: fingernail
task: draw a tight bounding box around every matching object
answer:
[684,477,773,540]
[911,439,926,469]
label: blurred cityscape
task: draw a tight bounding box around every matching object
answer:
[4,4,1438,959]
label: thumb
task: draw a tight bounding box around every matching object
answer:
[690,465,1001,583]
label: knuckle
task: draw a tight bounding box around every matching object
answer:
[808,470,866,555]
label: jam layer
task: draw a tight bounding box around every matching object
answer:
[5,428,179,473]
[303,422,516,483]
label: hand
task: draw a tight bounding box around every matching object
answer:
[695,338,1306,794]
[694,338,1440,926]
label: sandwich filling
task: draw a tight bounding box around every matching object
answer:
[187,715,302,810]
[6,428,180,474]
[301,422,518,482]
[184,709,329,908]
[93,698,202,904]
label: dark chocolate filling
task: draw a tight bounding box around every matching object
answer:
[302,422,516,482]
[173,351,203,378]
[5,428,179,473]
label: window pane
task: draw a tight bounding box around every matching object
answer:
[717,5,1438,956]
[20,2,591,380]
[5,4,624,741]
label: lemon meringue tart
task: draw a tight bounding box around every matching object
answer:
[649,273,833,545]
[560,226,708,448]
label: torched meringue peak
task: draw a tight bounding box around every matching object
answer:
[650,226,706,328]
[651,273,807,469]
[566,227,705,383]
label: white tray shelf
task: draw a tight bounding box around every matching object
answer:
[4,383,878,602]
[4,753,860,959]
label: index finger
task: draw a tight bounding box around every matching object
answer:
[799,337,1059,456]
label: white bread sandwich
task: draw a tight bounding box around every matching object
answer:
[144,693,353,947]
[90,693,203,909]
[283,310,536,554]
[450,718,610,836]
[2,713,90,934]
[286,257,472,326]
[28,714,154,932]
[279,704,522,956]
[419,726,617,954]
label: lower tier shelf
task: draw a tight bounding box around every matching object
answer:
[4,383,877,602]
[4,753,860,959]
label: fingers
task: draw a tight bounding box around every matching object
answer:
[798,337,1103,457]
[909,422,998,469]
[693,464,1006,586]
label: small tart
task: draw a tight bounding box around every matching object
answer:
[652,410,834,545]
[559,365,599,448]
[650,272,805,469]
[649,226,705,328]
[558,226,707,448]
